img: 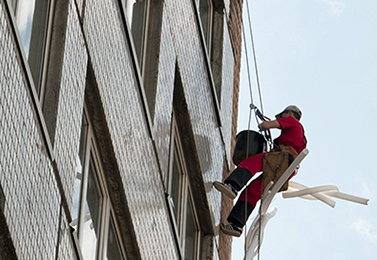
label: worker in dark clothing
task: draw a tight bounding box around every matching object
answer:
[214,105,307,237]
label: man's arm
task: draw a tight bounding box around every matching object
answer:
[259,120,281,130]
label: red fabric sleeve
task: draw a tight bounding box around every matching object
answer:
[276,117,306,153]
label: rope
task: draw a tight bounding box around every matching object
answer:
[242,19,255,106]
[219,4,255,257]
[241,1,266,259]
[245,0,264,114]
[243,105,253,259]
[257,180,264,260]
[241,9,255,260]
[219,3,255,258]
[223,1,266,258]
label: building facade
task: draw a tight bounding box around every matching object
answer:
[0,0,243,259]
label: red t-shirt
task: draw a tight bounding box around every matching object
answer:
[276,117,307,153]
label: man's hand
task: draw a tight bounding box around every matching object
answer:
[259,120,281,131]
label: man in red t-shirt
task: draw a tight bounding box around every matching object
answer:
[214,105,307,237]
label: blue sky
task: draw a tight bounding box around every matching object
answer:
[233,1,377,259]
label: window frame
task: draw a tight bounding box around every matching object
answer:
[118,0,154,133]
[105,212,127,260]
[166,113,202,259]
[192,0,221,125]
[183,191,201,260]
[120,0,151,77]
[195,0,213,55]
[71,107,127,260]
[10,0,55,104]
[3,0,55,159]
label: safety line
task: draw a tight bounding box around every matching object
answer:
[245,0,264,114]
[242,21,255,106]
[225,1,266,259]
[222,4,256,258]
[241,1,266,259]
[243,104,253,259]
[241,17,254,260]
[244,2,264,259]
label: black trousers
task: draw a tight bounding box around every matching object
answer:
[224,167,253,191]
[225,167,254,228]
[227,200,254,228]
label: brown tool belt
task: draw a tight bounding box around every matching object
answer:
[262,145,297,192]
[271,144,298,159]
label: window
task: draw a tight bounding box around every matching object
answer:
[11,0,52,97]
[166,115,201,259]
[71,110,126,260]
[122,0,151,69]
[105,215,125,260]
[195,0,213,53]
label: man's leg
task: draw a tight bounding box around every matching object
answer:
[214,153,265,199]
[227,152,265,189]
[221,176,263,237]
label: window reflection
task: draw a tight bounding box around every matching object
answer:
[168,118,201,259]
[81,157,103,260]
[72,114,89,226]
[14,0,36,56]
[106,216,124,260]
[123,0,147,65]
[71,110,126,259]
[13,0,51,94]
[196,0,212,51]
[184,197,198,260]
[171,144,183,233]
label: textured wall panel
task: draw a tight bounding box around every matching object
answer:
[53,0,88,212]
[57,207,77,260]
[164,0,225,239]
[220,18,235,168]
[0,3,61,260]
[74,0,85,18]
[151,10,176,177]
[82,0,179,259]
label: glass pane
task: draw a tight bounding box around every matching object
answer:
[198,0,211,49]
[124,0,147,65]
[71,114,89,229]
[15,0,50,92]
[81,157,103,260]
[184,197,198,260]
[170,145,183,233]
[14,0,37,56]
[71,178,82,231]
[105,216,124,260]
[78,114,89,165]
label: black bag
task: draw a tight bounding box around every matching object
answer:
[232,130,266,165]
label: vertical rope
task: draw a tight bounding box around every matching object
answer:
[242,22,255,105]
[257,180,263,260]
[241,8,254,259]
[222,2,254,256]
[245,0,264,114]
[227,0,266,258]
[243,1,266,259]
[243,105,254,258]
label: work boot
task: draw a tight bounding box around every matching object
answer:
[220,222,243,237]
[213,181,237,199]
